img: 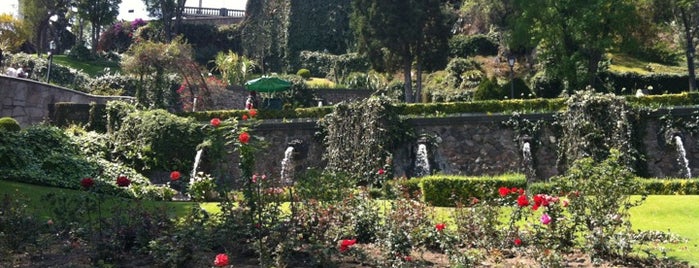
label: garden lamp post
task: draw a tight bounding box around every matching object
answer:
[508,55,515,99]
[46,40,56,83]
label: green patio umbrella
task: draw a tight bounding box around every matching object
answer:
[244,77,292,92]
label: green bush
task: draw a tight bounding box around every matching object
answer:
[296,68,311,79]
[473,77,504,100]
[601,71,692,94]
[448,34,499,58]
[638,178,699,195]
[68,42,93,61]
[0,117,21,132]
[530,70,564,98]
[111,109,204,172]
[420,174,527,207]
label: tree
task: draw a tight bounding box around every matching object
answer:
[75,0,121,53]
[511,0,640,92]
[673,0,698,91]
[142,0,186,41]
[351,0,450,103]
[240,0,289,74]
[19,0,71,53]
[0,14,29,52]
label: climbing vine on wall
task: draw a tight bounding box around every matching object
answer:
[554,89,642,173]
[318,96,410,186]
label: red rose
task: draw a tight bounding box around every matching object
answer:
[239,132,250,144]
[435,223,446,232]
[116,175,131,187]
[514,238,522,246]
[80,177,94,189]
[213,253,229,267]
[377,168,385,175]
[339,239,356,252]
[170,171,181,181]
[403,256,412,262]
[210,118,221,127]
[248,109,257,118]
[242,114,248,121]
[498,186,510,197]
[517,194,529,207]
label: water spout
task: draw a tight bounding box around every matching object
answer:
[674,135,692,178]
[522,141,536,182]
[415,143,430,177]
[191,149,203,178]
[281,146,295,185]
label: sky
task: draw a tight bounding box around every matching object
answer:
[0,0,247,21]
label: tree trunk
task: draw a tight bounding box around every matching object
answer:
[587,51,602,89]
[91,23,99,54]
[680,8,697,92]
[415,62,423,103]
[403,57,413,103]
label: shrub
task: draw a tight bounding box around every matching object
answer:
[88,73,138,96]
[68,42,93,61]
[111,109,204,172]
[448,34,499,58]
[472,77,504,100]
[296,68,311,79]
[0,117,20,132]
[420,174,527,207]
[530,70,564,98]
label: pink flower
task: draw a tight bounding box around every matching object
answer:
[563,200,569,207]
[435,223,446,232]
[377,168,385,175]
[213,253,229,267]
[170,171,181,181]
[403,255,412,262]
[540,213,552,225]
[340,239,356,252]
[210,118,221,127]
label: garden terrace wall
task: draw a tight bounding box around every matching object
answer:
[243,108,699,181]
[0,75,133,127]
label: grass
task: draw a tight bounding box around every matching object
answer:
[52,55,121,77]
[1,180,696,265]
[608,53,687,75]
[629,195,699,266]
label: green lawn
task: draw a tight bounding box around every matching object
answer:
[1,180,696,265]
[629,195,699,266]
[52,55,121,77]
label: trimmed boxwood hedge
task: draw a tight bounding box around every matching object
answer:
[417,174,527,207]
[528,178,699,195]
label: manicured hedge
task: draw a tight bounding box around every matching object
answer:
[397,98,567,116]
[527,178,699,195]
[418,174,527,207]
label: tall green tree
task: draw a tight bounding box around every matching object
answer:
[142,0,186,41]
[673,0,698,91]
[75,0,121,53]
[511,0,640,92]
[240,0,289,74]
[351,0,450,103]
[19,0,71,53]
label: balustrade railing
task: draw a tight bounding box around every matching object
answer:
[182,6,245,17]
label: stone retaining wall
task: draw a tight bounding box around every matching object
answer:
[0,75,133,127]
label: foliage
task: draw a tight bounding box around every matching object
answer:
[188,172,220,202]
[212,50,255,86]
[552,149,646,262]
[511,0,641,92]
[121,36,193,109]
[319,96,407,186]
[0,193,41,254]
[294,169,355,201]
[74,0,121,54]
[105,100,138,134]
[296,68,311,79]
[448,34,499,58]
[4,53,92,91]
[343,71,388,90]
[0,117,20,132]
[97,19,147,53]
[530,69,564,98]
[297,50,370,81]
[240,0,289,74]
[350,0,451,102]
[375,196,432,266]
[87,72,138,96]
[110,109,204,172]
[286,0,354,70]
[600,71,694,94]
[147,206,212,267]
[67,42,93,61]
[472,77,503,100]
[419,174,527,207]
[0,14,29,52]
[554,90,640,173]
